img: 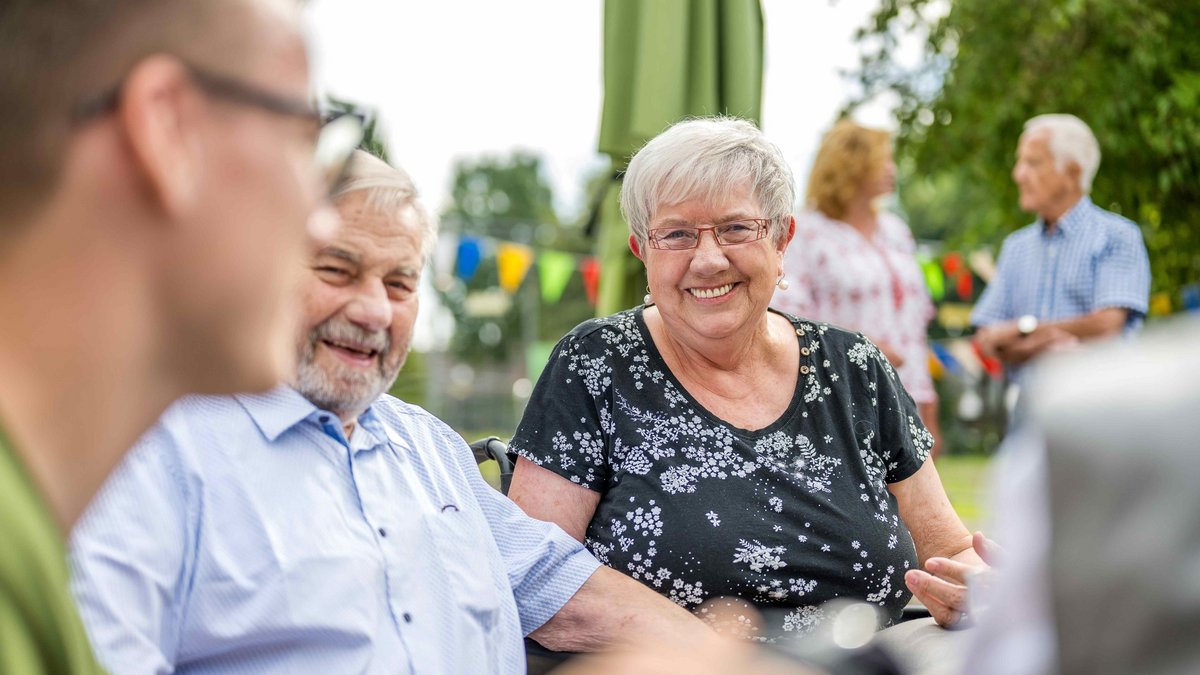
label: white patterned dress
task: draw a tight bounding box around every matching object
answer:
[510,307,934,640]
[773,210,936,404]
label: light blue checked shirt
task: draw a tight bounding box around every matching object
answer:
[971,196,1151,382]
[69,387,600,675]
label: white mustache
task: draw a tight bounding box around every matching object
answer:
[311,319,389,356]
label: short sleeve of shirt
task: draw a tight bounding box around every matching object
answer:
[1093,221,1151,320]
[509,322,615,491]
[971,238,1016,327]
[856,334,933,483]
[426,420,600,636]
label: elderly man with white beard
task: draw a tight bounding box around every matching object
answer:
[68,151,708,675]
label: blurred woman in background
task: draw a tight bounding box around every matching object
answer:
[774,120,941,458]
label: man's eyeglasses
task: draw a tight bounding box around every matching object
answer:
[72,62,365,195]
[647,219,772,250]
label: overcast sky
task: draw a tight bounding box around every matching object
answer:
[305,0,904,219]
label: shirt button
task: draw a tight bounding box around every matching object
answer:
[800,365,811,375]
[319,415,330,424]
[403,613,413,623]
[378,527,387,538]
[795,328,805,336]
[800,347,811,356]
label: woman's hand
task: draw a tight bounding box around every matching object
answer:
[904,532,996,629]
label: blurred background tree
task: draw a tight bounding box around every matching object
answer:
[326,95,390,163]
[850,0,1200,306]
[444,152,558,242]
[426,152,599,435]
[436,152,595,366]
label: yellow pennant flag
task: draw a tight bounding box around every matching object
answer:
[497,242,535,294]
[1149,292,1173,316]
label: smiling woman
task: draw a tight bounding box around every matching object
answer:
[506,117,987,644]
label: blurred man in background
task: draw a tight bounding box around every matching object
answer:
[971,114,1150,396]
[0,1,345,671]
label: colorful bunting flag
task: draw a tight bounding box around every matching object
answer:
[497,242,534,294]
[580,257,601,306]
[537,250,576,304]
[930,341,961,378]
[955,272,973,301]
[942,252,963,276]
[921,259,945,301]
[1149,292,1173,316]
[455,237,483,281]
[1182,284,1200,312]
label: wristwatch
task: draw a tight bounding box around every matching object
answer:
[1017,314,1039,336]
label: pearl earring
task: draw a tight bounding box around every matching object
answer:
[643,286,653,305]
[776,276,790,291]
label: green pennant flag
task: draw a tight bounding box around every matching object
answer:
[538,250,576,305]
[922,259,945,301]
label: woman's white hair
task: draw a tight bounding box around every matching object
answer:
[1023,114,1101,193]
[332,150,439,262]
[620,116,795,246]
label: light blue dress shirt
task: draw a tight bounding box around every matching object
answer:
[971,196,1151,384]
[69,387,600,675]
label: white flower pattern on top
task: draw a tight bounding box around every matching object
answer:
[733,539,788,573]
[509,308,930,639]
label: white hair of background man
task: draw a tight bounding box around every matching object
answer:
[333,149,440,262]
[1023,114,1101,194]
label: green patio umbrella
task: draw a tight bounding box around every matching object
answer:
[592,0,765,315]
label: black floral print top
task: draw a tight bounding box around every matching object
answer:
[510,307,933,639]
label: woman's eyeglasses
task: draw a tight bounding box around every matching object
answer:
[647,219,772,250]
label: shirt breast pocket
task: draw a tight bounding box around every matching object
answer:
[422,507,503,631]
[1063,245,1102,309]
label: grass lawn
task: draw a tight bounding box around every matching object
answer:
[934,454,994,532]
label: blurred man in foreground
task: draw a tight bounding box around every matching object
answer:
[967,315,1200,675]
[70,151,709,674]
[0,1,349,672]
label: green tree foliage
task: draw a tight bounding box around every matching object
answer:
[325,95,390,162]
[851,0,1200,302]
[438,153,595,363]
[444,152,559,242]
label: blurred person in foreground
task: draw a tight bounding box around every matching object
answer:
[971,114,1150,399]
[966,314,1200,675]
[0,0,341,671]
[70,151,709,675]
[774,119,941,458]
[507,117,987,649]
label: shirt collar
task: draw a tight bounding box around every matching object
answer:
[235,386,322,442]
[235,385,388,449]
[1042,196,1092,235]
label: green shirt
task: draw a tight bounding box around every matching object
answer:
[0,426,104,673]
